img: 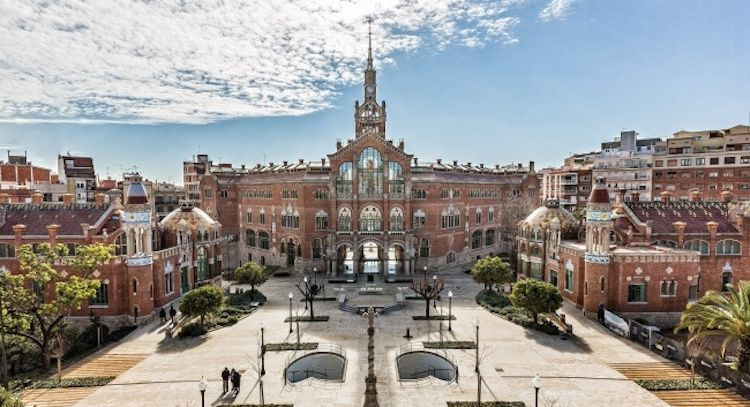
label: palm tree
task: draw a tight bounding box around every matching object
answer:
[675,282,750,372]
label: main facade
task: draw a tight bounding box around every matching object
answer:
[199,37,540,281]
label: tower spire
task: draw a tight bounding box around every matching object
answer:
[366,16,374,69]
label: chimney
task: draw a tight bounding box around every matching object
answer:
[467,162,472,168]
[689,189,702,203]
[321,158,326,166]
[63,193,74,206]
[673,221,686,247]
[659,191,672,203]
[298,159,304,164]
[0,193,9,204]
[436,158,442,164]
[453,160,458,166]
[336,140,342,150]
[414,157,419,166]
[721,190,733,203]
[32,192,43,205]
[495,165,500,170]
[631,191,640,203]
[283,161,288,166]
[241,164,246,170]
[81,223,91,242]
[95,193,106,205]
[12,224,26,247]
[479,163,484,169]
[706,221,719,240]
[517,163,522,170]
[46,224,60,246]
[529,161,535,172]
[398,140,405,150]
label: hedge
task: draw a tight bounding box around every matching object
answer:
[424,341,476,350]
[413,315,456,321]
[265,343,319,352]
[178,322,208,338]
[634,378,723,391]
[284,316,329,322]
[447,402,525,407]
[219,404,293,407]
[28,376,115,389]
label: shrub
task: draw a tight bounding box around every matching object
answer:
[178,322,208,338]
[227,290,267,308]
[447,402,525,407]
[476,290,511,309]
[423,341,476,349]
[510,279,563,323]
[28,376,115,389]
[265,343,318,352]
[0,388,24,407]
[284,316,329,322]
[107,325,137,342]
[180,285,225,325]
[413,315,456,321]
[635,378,723,391]
[498,305,534,328]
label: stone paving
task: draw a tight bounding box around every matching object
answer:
[74,272,670,406]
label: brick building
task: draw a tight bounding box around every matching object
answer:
[518,178,750,326]
[0,183,224,326]
[198,33,540,282]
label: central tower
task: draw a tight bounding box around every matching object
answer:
[355,19,386,138]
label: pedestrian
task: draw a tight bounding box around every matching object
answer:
[221,367,230,394]
[159,307,166,324]
[597,304,605,325]
[234,370,242,393]
[169,305,177,324]
[230,368,237,394]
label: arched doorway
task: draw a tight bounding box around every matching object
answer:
[359,241,383,283]
[387,244,405,279]
[337,245,354,277]
[281,238,301,268]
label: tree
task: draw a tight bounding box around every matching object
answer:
[235,262,268,293]
[410,275,444,318]
[675,282,750,372]
[179,284,224,325]
[296,276,324,319]
[510,279,563,324]
[471,256,513,292]
[2,243,113,370]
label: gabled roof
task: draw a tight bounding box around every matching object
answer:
[0,203,114,236]
[327,133,412,162]
[624,201,739,235]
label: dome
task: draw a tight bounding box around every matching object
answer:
[125,182,148,205]
[160,205,219,231]
[522,200,579,239]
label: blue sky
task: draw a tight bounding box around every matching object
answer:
[0,1,748,184]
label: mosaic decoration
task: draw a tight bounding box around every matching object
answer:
[127,255,153,266]
[586,211,612,222]
[585,253,611,264]
[122,211,151,224]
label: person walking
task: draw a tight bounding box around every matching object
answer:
[597,304,605,325]
[169,305,177,324]
[159,307,167,324]
[230,368,238,394]
[234,370,242,394]
[221,367,230,394]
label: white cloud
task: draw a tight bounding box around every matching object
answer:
[539,0,577,22]
[0,0,564,124]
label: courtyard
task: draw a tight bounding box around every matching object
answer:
[61,271,674,407]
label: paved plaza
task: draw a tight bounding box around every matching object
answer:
[74,272,669,407]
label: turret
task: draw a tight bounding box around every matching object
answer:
[583,177,613,313]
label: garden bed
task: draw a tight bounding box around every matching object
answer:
[413,315,456,321]
[284,316,330,322]
[299,297,337,302]
[27,376,115,389]
[219,404,293,407]
[447,402,525,407]
[424,341,476,350]
[265,343,319,352]
[476,291,559,335]
[634,378,724,391]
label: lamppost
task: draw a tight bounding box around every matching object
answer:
[303,276,309,310]
[433,274,438,309]
[198,376,208,407]
[475,319,480,373]
[532,373,542,407]
[260,322,266,376]
[0,267,8,389]
[447,291,453,331]
[288,292,293,333]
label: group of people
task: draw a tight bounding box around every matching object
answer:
[158,305,177,324]
[221,367,242,395]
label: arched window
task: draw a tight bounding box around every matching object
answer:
[149,283,154,299]
[197,247,208,280]
[651,240,678,249]
[472,230,482,249]
[565,269,574,292]
[281,205,300,229]
[388,162,404,194]
[485,229,496,246]
[246,209,253,223]
[132,278,138,294]
[419,238,430,258]
[716,239,741,255]
[488,207,495,223]
[532,229,543,241]
[115,233,127,256]
[441,206,460,229]
[152,231,161,251]
[683,240,709,255]
[660,280,677,297]
[530,245,542,257]
[336,162,353,196]
[600,276,605,292]
[315,210,328,230]
[337,207,352,231]
[259,231,270,250]
[359,205,382,232]
[389,207,404,231]
[358,148,383,195]
[246,229,256,247]
[475,208,482,224]
[446,252,456,264]
[312,238,322,259]
[413,210,426,229]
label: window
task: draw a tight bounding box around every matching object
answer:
[358,148,383,195]
[259,211,266,224]
[651,240,677,249]
[721,271,732,291]
[132,278,138,294]
[549,270,558,286]
[446,252,456,264]
[196,248,208,280]
[725,156,736,165]
[64,243,78,256]
[660,280,676,297]
[282,189,299,199]
[0,243,15,258]
[716,239,741,255]
[413,188,427,199]
[471,230,482,249]
[530,262,542,280]
[314,189,328,199]
[337,207,352,231]
[710,157,719,165]
[246,211,253,223]
[259,231,270,250]
[336,162,353,196]
[315,212,328,230]
[565,270,574,292]
[688,284,699,302]
[165,270,174,294]
[742,156,750,164]
[475,209,482,224]
[485,229,495,246]
[628,283,647,303]
[388,162,404,194]
[419,238,430,258]
[219,190,228,198]
[441,206,460,229]
[389,207,404,231]
[115,234,127,256]
[90,283,109,305]
[281,207,300,228]
[680,158,691,166]
[413,210,426,229]
[360,205,382,232]
[695,158,705,165]
[312,238,322,259]
[683,240,708,255]
[203,188,213,198]
[246,229,256,247]
[488,207,495,223]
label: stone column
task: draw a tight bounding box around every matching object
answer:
[127,228,135,256]
[363,307,379,407]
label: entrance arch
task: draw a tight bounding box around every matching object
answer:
[359,241,383,278]
[387,243,405,277]
[337,244,354,277]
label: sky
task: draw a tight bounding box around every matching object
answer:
[0,0,748,184]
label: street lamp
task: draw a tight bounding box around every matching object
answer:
[260,322,266,376]
[532,373,542,407]
[475,319,480,373]
[0,267,8,388]
[448,291,453,331]
[433,274,438,309]
[198,376,208,407]
[288,292,293,333]
[303,276,309,310]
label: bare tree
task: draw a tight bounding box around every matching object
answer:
[410,275,444,318]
